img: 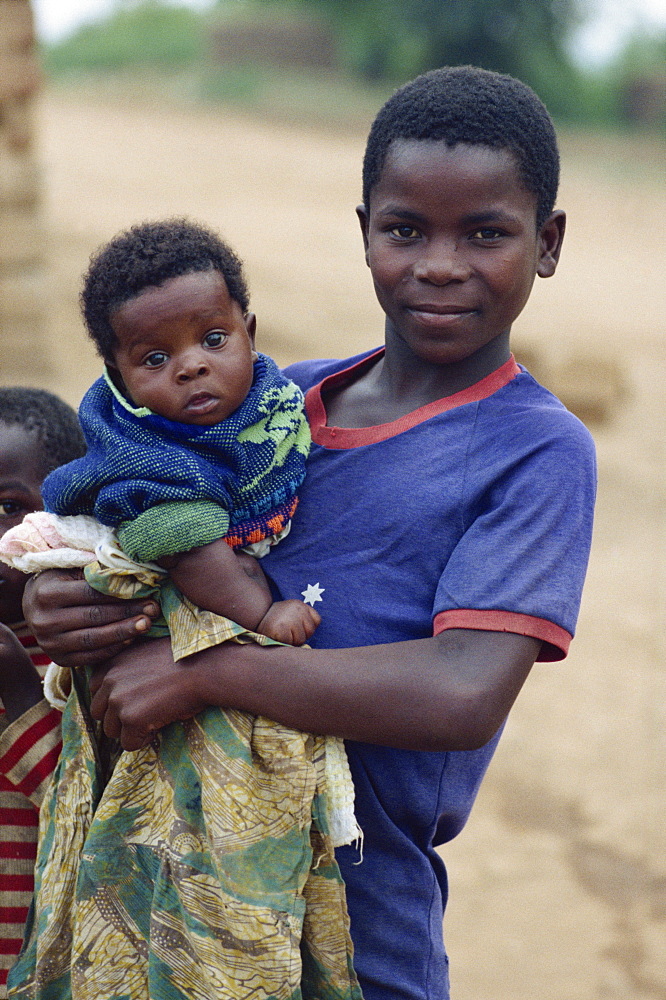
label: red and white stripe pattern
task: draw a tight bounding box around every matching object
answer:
[0,625,62,994]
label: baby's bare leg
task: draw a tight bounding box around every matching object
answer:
[168,543,320,643]
[169,539,272,632]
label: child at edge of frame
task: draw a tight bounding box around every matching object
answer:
[0,220,363,999]
[0,388,87,997]
[11,65,597,1000]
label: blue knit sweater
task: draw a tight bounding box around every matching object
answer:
[42,353,311,562]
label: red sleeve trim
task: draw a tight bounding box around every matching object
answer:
[433,609,572,662]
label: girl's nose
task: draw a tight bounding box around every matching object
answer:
[412,240,471,284]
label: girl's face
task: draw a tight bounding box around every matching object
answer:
[358,140,564,375]
[110,270,258,425]
[0,424,46,624]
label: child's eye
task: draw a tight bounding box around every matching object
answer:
[0,500,20,517]
[204,330,227,349]
[143,352,168,368]
[389,225,419,240]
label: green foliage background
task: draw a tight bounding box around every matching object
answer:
[45,2,206,71]
[42,0,666,132]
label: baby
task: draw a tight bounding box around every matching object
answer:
[42,217,320,647]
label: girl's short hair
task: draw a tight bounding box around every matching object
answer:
[362,65,560,228]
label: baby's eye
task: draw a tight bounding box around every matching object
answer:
[0,500,20,517]
[204,330,227,348]
[143,351,168,368]
[389,224,419,240]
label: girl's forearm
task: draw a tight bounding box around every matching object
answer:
[90,630,539,752]
[188,628,540,751]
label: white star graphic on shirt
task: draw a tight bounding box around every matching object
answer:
[301,582,325,606]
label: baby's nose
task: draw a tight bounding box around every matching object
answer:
[176,354,210,381]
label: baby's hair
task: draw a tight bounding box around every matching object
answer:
[0,387,86,474]
[81,218,251,362]
[363,65,559,228]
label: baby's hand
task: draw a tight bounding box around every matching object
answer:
[0,622,44,723]
[256,599,321,646]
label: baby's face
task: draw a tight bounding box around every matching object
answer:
[110,270,257,425]
[0,424,46,624]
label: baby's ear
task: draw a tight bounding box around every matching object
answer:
[537,210,566,278]
[105,363,126,392]
[244,311,257,349]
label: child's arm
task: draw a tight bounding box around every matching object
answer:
[160,540,272,627]
[0,623,45,723]
[164,540,320,645]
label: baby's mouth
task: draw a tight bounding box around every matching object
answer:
[185,392,218,415]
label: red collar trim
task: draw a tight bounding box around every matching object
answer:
[305,351,521,449]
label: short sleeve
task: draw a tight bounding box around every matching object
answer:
[433,407,597,661]
[0,700,62,808]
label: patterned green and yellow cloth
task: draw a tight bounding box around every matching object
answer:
[6,532,362,1000]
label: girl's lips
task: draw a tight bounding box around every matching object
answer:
[406,305,477,325]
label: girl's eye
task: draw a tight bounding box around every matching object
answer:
[389,225,419,240]
[472,227,503,241]
[204,330,226,348]
[143,352,168,368]
[0,500,20,517]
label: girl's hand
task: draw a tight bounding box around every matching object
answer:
[89,638,211,750]
[0,622,44,723]
[22,569,160,669]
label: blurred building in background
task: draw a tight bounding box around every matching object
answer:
[209,10,337,72]
[0,0,51,381]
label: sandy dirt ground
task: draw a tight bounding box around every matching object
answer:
[7,89,665,999]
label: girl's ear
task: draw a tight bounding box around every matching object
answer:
[356,204,370,264]
[537,209,566,278]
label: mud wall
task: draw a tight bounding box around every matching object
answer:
[0,0,50,381]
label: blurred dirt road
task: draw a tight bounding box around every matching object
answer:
[16,89,666,1000]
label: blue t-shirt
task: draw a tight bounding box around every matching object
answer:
[262,349,596,1000]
